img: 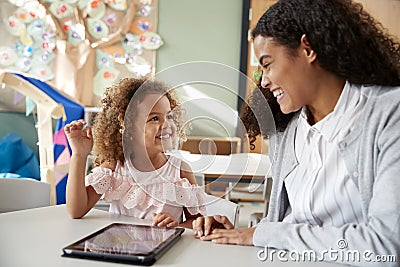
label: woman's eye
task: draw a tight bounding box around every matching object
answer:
[166,114,173,120]
[262,63,270,70]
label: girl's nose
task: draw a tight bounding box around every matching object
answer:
[260,71,270,89]
[162,120,173,131]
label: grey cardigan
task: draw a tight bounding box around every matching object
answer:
[253,84,400,266]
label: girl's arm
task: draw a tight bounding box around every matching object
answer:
[152,160,202,228]
[179,161,202,229]
[66,154,102,218]
[65,120,113,219]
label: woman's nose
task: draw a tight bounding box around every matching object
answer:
[260,70,271,89]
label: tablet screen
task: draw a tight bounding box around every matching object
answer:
[63,223,184,257]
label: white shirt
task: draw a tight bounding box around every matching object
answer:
[283,81,365,226]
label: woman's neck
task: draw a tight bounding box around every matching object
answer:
[306,74,346,125]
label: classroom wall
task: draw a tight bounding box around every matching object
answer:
[0,0,244,158]
[355,0,400,38]
[156,0,243,137]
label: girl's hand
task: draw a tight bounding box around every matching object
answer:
[152,212,179,227]
[64,119,93,157]
[192,215,234,237]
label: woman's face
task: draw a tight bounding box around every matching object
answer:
[253,35,316,114]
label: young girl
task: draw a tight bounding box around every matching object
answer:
[65,78,204,228]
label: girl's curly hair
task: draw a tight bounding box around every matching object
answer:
[241,84,290,150]
[91,78,187,167]
[249,0,400,132]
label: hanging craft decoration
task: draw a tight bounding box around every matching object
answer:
[93,66,120,96]
[130,17,152,34]
[13,90,24,105]
[1,0,162,106]
[0,47,18,66]
[25,96,36,116]
[139,31,163,50]
[137,4,151,16]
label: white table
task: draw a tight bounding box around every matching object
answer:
[0,205,344,267]
[171,152,272,184]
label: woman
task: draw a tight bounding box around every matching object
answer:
[194,0,400,265]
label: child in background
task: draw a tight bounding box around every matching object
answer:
[65,78,204,228]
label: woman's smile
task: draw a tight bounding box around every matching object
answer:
[271,88,285,103]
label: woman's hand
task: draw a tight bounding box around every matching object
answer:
[192,215,234,237]
[64,119,93,157]
[200,227,255,246]
[200,228,256,246]
[152,212,179,227]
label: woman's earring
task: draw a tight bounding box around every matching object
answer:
[119,124,125,134]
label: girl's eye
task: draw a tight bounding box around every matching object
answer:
[149,116,159,122]
[166,114,173,120]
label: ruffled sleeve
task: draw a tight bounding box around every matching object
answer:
[86,162,206,216]
[120,177,206,215]
[85,166,113,195]
[169,178,206,215]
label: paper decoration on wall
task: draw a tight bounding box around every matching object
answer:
[125,55,151,77]
[137,5,151,16]
[13,4,38,23]
[49,2,74,19]
[13,90,24,104]
[130,17,152,34]
[93,66,120,96]
[29,64,55,80]
[66,23,85,45]
[25,96,35,116]
[139,32,163,50]
[1,0,162,106]
[104,0,127,11]
[0,47,18,66]
[95,49,114,69]
[139,0,151,5]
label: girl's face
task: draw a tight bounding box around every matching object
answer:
[141,94,176,155]
[253,35,317,114]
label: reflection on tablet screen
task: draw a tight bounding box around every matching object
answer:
[71,224,177,256]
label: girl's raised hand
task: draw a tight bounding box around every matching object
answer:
[152,212,179,227]
[64,119,93,157]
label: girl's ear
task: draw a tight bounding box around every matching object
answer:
[300,34,317,63]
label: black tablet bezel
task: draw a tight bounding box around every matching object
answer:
[62,223,185,265]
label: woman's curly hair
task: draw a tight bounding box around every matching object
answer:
[248,0,400,133]
[91,78,187,167]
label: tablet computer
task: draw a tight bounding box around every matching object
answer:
[62,223,185,266]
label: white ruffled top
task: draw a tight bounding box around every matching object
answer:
[85,155,205,222]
